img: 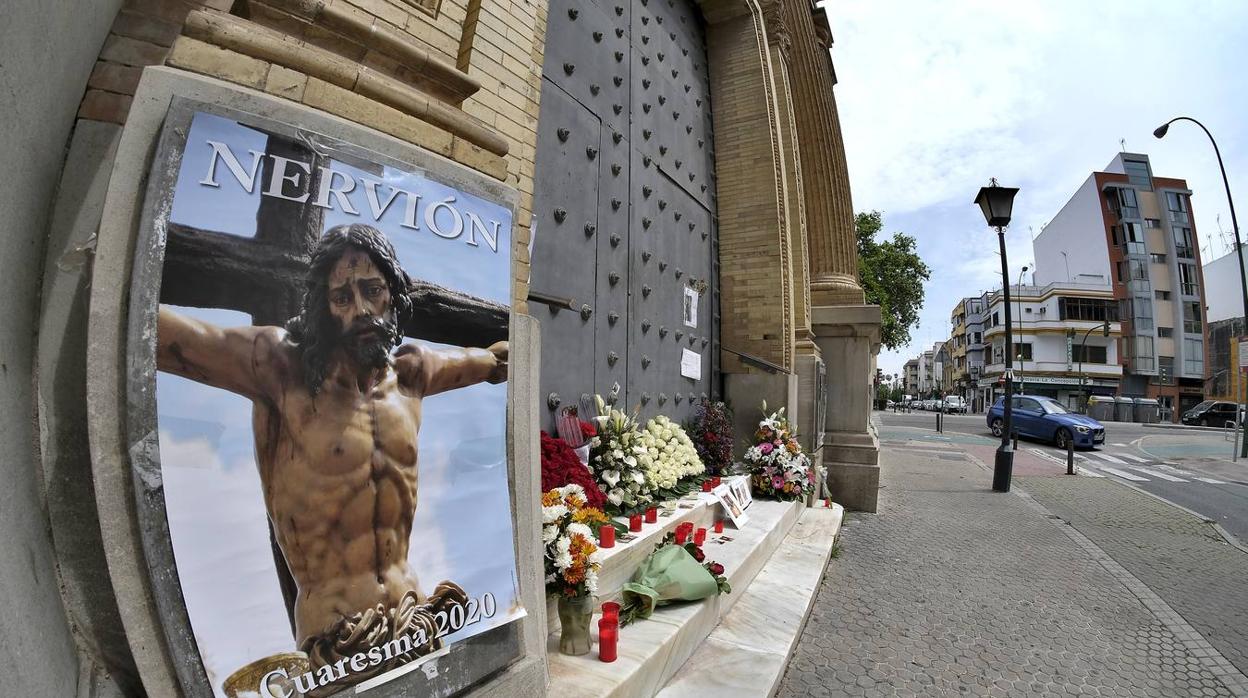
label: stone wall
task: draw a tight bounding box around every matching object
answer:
[0,3,128,696]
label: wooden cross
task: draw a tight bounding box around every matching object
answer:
[158,129,508,634]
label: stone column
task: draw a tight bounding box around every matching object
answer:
[785,2,863,307]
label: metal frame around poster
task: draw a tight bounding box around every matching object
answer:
[124,97,524,698]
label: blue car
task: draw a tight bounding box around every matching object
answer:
[986,395,1105,449]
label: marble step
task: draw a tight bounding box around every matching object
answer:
[546,497,807,698]
[657,504,845,697]
[545,476,745,632]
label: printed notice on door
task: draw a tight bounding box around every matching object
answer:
[681,348,702,379]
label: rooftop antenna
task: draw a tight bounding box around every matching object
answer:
[1119,137,1126,152]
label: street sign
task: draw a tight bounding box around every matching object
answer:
[1240,337,1248,372]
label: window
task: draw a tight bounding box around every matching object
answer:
[1150,253,1167,264]
[1157,356,1175,385]
[1158,327,1174,338]
[1184,337,1203,375]
[1059,297,1119,322]
[1134,336,1155,371]
[1178,262,1199,296]
[1129,260,1148,280]
[992,339,1004,364]
[1134,296,1153,331]
[1173,226,1194,258]
[1015,343,1033,361]
[1072,345,1108,363]
[1155,290,1172,301]
[1124,160,1152,188]
[1183,302,1202,333]
[1145,218,1162,229]
[1167,191,1189,223]
[1108,187,1140,219]
[993,311,1000,327]
[972,332,982,344]
[1118,222,1146,255]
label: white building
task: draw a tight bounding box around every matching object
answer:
[977,281,1122,411]
[1202,245,1247,323]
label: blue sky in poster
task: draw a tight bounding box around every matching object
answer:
[158,112,518,695]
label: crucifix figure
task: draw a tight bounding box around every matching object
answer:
[157,223,508,690]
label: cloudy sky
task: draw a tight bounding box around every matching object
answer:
[821,0,1248,378]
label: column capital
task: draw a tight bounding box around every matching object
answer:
[758,0,792,60]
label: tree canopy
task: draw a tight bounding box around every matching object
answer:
[856,211,930,350]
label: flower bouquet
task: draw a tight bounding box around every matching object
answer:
[618,532,730,626]
[638,415,706,499]
[589,395,654,514]
[685,399,735,476]
[542,484,608,655]
[743,403,815,501]
[540,431,607,510]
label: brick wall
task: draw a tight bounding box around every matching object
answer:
[707,12,791,371]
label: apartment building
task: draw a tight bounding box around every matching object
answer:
[977,282,1123,411]
[903,358,919,396]
[949,296,988,411]
[1032,153,1208,421]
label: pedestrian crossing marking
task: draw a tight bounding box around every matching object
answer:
[1098,466,1149,481]
[1194,477,1228,485]
[1125,466,1186,482]
[1075,466,1106,478]
[1115,453,1149,463]
[1112,443,1129,447]
[1155,464,1200,477]
[1090,453,1127,464]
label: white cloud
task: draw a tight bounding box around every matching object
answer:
[824,0,1248,375]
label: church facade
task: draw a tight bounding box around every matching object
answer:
[0,0,879,695]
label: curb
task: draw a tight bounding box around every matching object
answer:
[1141,422,1236,434]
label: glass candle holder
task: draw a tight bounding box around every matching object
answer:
[599,524,615,548]
[598,619,618,663]
[645,507,657,523]
[629,514,642,532]
[714,520,724,534]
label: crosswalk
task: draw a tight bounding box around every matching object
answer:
[1027,449,1229,485]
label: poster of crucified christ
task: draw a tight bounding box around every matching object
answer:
[139,108,523,698]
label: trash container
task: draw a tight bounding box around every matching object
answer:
[1087,395,1115,421]
[1115,396,1136,422]
[1133,398,1160,424]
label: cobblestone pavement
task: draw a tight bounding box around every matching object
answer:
[1018,475,1248,676]
[777,444,1242,697]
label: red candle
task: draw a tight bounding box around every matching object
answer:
[599,524,615,548]
[598,619,618,662]
[824,497,831,508]
[629,514,642,532]
[675,528,688,545]
[694,527,706,545]
[713,476,721,487]
[714,520,724,533]
[702,480,713,492]
[601,601,620,623]
[645,507,657,523]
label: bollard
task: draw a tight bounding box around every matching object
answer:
[1012,432,1018,450]
[1066,437,1075,475]
[1234,422,1241,463]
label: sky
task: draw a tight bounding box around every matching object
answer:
[158,113,520,696]
[820,0,1248,379]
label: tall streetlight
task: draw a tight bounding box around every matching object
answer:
[976,179,1020,492]
[1016,265,1028,395]
[1155,117,1246,447]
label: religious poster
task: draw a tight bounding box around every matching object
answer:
[141,109,522,698]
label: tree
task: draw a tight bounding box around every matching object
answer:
[856,211,930,350]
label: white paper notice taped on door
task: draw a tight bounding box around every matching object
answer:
[681,349,702,379]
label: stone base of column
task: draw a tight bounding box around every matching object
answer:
[812,304,882,512]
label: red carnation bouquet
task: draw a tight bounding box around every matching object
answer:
[541,431,607,510]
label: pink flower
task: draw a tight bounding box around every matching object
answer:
[772,475,784,489]
[759,442,773,455]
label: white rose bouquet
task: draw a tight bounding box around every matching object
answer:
[638,415,706,498]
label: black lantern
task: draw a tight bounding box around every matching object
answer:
[974,181,1019,229]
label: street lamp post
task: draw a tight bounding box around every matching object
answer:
[1017,265,1028,395]
[1156,117,1246,445]
[976,179,1020,492]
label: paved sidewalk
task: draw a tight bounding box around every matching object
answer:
[777,442,1245,697]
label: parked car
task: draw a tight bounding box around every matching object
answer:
[1181,400,1242,427]
[986,395,1105,449]
[943,396,967,414]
